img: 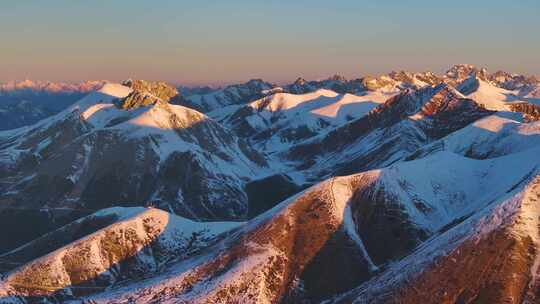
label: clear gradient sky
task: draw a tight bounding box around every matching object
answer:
[1,0,539,85]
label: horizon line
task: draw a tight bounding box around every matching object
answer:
[1,64,538,88]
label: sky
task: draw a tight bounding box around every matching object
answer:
[0,0,539,85]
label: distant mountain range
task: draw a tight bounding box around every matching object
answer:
[0,80,107,130]
[1,65,540,303]
[1,65,538,130]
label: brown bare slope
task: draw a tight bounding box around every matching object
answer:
[0,207,241,300]
[4,146,539,303]
[332,176,540,304]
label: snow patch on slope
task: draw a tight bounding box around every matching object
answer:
[71,83,133,112]
[423,114,540,158]
[461,77,534,111]
[331,176,379,272]
[376,149,539,233]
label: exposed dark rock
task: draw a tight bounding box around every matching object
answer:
[509,102,540,121]
[122,79,179,102]
[116,80,184,109]
[115,91,162,109]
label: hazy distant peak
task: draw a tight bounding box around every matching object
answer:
[293,77,307,85]
[327,74,348,82]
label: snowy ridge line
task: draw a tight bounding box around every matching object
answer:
[520,176,540,303]
[329,176,378,272]
[330,166,540,303]
[1,207,243,298]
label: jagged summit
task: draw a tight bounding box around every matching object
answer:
[444,63,488,81]
[122,79,179,100]
[68,80,186,113]
[328,74,348,82]
[115,79,188,109]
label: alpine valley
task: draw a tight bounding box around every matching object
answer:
[1,64,540,304]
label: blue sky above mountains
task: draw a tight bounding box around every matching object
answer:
[1,0,538,84]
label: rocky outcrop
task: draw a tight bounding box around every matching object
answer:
[443,64,489,87]
[115,91,162,109]
[490,70,538,90]
[122,79,179,102]
[509,102,540,121]
[116,80,185,109]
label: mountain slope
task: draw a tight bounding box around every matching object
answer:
[408,113,540,160]
[3,66,540,303]
[331,172,540,304]
[85,149,540,304]
[457,75,522,110]
[217,88,397,154]
[284,83,492,181]
[0,82,268,252]
[181,79,276,113]
[0,207,241,299]
[3,145,538,303]
[0,100,53,131]
[456,75,540,121]
[0,80,109,130]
